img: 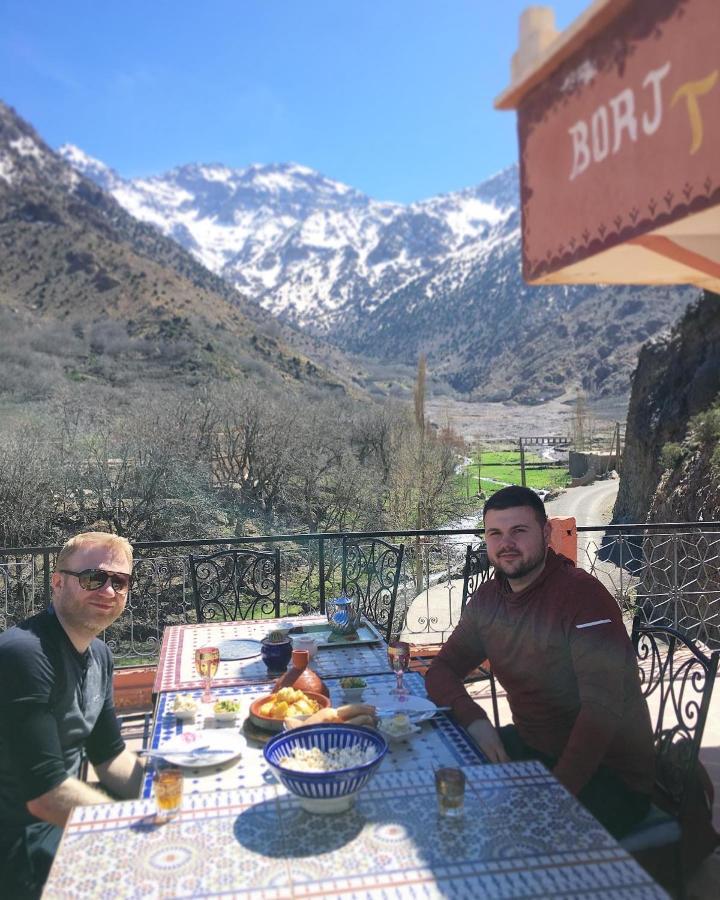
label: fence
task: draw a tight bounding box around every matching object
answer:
[1,522,719,663]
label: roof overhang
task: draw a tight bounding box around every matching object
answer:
[495,0,720,291]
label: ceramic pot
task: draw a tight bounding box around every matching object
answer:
[260,637,292,675]
[273,649,328,697]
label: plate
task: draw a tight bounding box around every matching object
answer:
[156,730,243,768]
[216,639,262,661]
[365,693,438,723]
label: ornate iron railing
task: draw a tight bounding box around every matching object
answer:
[1,522,719,662]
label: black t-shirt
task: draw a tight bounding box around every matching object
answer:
[0,608,124,832]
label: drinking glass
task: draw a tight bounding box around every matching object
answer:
[154,763,183,821]
[195,645,220,703]
[387,640,410,697]
[435,767,465,818]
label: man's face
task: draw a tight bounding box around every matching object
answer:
[484,505,550,586]
[51,541,132,638]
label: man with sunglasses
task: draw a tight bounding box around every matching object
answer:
[0,532,143,898]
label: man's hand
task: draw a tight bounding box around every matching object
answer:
[466,718,510,763]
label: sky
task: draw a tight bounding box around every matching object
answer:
[1,0,590,203]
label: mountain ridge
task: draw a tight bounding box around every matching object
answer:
[62,143,696,404]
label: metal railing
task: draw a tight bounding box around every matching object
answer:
[1,522,719,662]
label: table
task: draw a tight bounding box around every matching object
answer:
[153,616,390,694]
[142,673,485,798]
[44,761,668,898]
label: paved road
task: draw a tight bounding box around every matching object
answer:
[545,477,619,527]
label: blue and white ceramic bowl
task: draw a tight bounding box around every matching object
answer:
[263,724,388,814]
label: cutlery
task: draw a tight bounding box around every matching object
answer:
[374,706,450,717]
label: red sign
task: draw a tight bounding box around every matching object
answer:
[518,0,720,281]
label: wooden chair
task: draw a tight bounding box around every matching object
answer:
[461,543,500,728]
[620,615,719,897]
[340,536,404,643]
[189,547,281,623]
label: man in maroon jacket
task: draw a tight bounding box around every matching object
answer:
[426,485,655,838]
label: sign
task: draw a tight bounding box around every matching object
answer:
[518,0,720,282]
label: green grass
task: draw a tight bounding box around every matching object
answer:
[457,449,570,497]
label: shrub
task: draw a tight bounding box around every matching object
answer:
[660,442,684,470]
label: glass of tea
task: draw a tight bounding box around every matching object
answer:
[194,645,220,703]
[154,763,183,821]
[387,639,410,697]
[435,767,465,818]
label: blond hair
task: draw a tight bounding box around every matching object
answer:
[56,532,134,571]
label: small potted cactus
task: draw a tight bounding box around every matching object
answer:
[260,629,293,675]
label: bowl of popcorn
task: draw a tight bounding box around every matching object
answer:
[377,712,421,743]
[171,695,199,721]
[263,724,388,814]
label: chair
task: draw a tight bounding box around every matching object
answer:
[620,615,719,896]
[340,536,404,643]
[189,547,281,623]
[461,542,492,609]
[460,543,500,728]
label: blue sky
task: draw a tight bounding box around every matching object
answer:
[2,0,589,203]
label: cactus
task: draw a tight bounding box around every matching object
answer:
[265,629,288,644]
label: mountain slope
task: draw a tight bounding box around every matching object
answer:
[60,149,697,404]
[0,101,355,403]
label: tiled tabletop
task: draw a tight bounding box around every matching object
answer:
[45,762,668,899]
[153,616,390,693]
[142,672,485,798]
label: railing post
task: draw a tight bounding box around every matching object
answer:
[318,537,325,615]
[43,549,51,606]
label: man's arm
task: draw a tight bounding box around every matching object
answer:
[26,777,112,827]
[95,748,144,799]
[552,579,628,794]
[425,602,506,758]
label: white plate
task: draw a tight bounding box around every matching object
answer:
[365,693,438,723]
[156,730,242,768]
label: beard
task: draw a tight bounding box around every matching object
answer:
[490,543,547,582]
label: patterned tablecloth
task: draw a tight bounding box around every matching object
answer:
[142,672,485,798]
[153,616,390,693]
[44,761,668,899]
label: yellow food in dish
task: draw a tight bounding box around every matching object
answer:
[258,687,321,719]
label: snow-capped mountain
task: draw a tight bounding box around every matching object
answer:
[59,145,514,330]
[61,145,696,401]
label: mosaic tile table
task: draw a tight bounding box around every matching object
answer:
[153,616,390,694]
[45,762,667,899]
[142,673,485,798]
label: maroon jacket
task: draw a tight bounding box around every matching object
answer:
[425,549,655,796]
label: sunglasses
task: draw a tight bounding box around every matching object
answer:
[59,568,131,593]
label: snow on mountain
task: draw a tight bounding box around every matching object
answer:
[59,145,695,401]
[59,144,514,331]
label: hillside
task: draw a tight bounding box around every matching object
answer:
[62,148,697,403]
[0,100,358,407]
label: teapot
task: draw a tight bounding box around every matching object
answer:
[326,594,361,635]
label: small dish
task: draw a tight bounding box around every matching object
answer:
[341,688,365,703]
[213,699,242,722]
[170,698,199,721]
[377,713,422,743]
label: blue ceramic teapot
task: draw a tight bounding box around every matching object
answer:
[326,594,361,635]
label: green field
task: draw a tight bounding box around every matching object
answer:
[458,449,570,498]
